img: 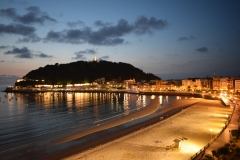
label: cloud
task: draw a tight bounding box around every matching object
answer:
[134,16,168,35]
[67,20,85,27]
[0,45,11,49]
[77,49,97,54]
[94,20,112,27]
[36,52,53,58]
[0,23,36,36]
[0,60,24,63]
[99,55,109,61]
[17,34,41,43]
[4,46,33,58]
[4,47,52,58]
[178,35,195,41]
[195,47,208,53]
[0,23,40,43]
[44,16,168,46]
[72,49,97,59]
[0,6,57,25]
[44,29,90,44]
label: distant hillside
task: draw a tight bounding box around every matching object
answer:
[16,60,160,86]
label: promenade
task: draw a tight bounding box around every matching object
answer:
[202,98,240,159]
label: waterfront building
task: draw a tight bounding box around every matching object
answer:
[212,74,220,90]
[16,78,24,82]
[124,79,136,90]
[95,77,105,84]
[219,77,234,91]
[182,78,201,91]
[234,79,240,92]
[160,80,174,91]
[200,77,212,90]
[149,80,162,91]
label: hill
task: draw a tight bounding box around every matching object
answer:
[15,60,160,86]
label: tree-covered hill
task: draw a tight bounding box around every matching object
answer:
[16,60,160,86]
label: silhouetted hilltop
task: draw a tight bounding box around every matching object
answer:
[16,60,160,86]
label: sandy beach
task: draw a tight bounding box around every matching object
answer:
[64,98,233,160]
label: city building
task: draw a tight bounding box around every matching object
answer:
[182,78,201,91]
[212,74,220,90]
[235,79,240,92]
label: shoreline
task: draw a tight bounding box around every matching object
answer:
[3,88,220,101]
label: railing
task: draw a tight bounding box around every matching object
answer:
[189,98,235,160]
[188,125,227,160]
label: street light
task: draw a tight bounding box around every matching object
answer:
[210,128,213,140]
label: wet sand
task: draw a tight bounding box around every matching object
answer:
[65,98,233,160]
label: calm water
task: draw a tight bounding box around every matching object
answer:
[0,84,184,158]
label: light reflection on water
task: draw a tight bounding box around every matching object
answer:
[0,92,151,150]
[0,88,184,157]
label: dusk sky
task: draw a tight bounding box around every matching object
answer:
[0,0,240,84]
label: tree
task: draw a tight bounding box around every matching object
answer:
[235,147,240,154]
[203,154,214,160]
[211,150,218,159]
[231,129,240,142]
[217,146,229,159]
[22,60,161,85]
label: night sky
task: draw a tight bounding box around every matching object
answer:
[0,0,240,84]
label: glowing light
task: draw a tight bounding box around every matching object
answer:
[210,128,213,140]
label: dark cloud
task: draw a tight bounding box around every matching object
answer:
[178,35,195,41]
[67,20,85,27]
[4,46,33,58]
[99,55,109,61]
[0,23,36,36]
[195,47,208,53]
[0,45,11,49]
[4,47,52,59]
[134,16,168,35]
[44,16,168,46]
[0,6,57,25]
[44,28,90,44]
[36,52,53,58]
[72,49,97,59]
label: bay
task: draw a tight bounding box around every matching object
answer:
[0,86,184,158]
